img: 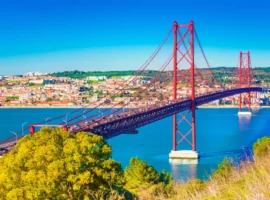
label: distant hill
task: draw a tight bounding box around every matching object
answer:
[49,67,270,85]
[50,70,156,79]
[253,67,270,71]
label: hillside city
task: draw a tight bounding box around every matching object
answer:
[0,69,269,108]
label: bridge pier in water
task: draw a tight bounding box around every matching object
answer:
[169,20,199,161]
[237,51,252,116]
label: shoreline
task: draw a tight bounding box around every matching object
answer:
[197,105,268,108]
[0,106,133,109]
[0,105,269,109]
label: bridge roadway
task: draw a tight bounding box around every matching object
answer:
[69,87,263,139]
[0,87,265,154]
[0,139,17,156]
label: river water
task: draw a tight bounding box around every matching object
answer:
[0,107,269,180]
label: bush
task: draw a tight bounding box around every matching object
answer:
[211,158,233,180]
[124,157,172,197]
[253,136,270,159]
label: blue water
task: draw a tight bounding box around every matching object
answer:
[0,107,269,180]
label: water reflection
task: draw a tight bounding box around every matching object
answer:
[251,106,260,115]
[238,115,251,131]
[170,159,197,181]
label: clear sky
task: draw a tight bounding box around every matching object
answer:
[1,0,270,75]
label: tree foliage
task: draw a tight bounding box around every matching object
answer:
[50,70,155,79]
[0,127,125,200]
[6,96,19,101]
[124,157,172,196]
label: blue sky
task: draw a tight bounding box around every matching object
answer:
[1,0,270,75]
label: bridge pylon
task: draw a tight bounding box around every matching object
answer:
[238,51,252,116]
[169,20,199,160]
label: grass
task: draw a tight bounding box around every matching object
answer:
[28,84,45,88]
[171,156,270,200]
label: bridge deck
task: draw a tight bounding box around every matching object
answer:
[69,87,263,139]
[0,87,264,150]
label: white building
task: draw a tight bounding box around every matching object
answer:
[25,72,48,76]
[29,79,44,84]
[86,76,107,81]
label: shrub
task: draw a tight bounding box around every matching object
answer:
[253,136,270,159]
[124,157,172,197]
[211,158,233,180]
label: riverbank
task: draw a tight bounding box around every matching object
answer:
[0,105,269,109]
[0,105,136,109]
[198,105,268,108]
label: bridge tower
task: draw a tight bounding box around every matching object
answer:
[169,21,199,160]
[238,51,252,116]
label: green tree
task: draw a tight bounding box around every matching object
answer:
[86,80,98,84]
[124,157,172,196]
[6,96,19,102]
[0,127,125,200]
[82,97,89,103]
[95,90,103,98]
[88,90,94,97]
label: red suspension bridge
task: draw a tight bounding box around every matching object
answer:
[0,21,267,159]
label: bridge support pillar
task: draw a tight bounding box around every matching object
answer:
[62,125,68,132]
[238,111,251,116]
[170,20,199,161]
[237,51,252,116]
[29,125,35,135]
[169,150,198,160]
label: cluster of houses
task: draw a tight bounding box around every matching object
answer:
[0,72,267,107]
